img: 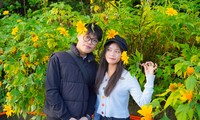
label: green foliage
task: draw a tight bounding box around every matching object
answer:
[152,43,200,119]
[0,0,200,120]
[0,2,92,119]
[0,0,45,16]
[128,50,145,85]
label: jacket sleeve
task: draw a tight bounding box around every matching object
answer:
[86,85,97,116]
[129,74,155,107]
[45,53,71,120]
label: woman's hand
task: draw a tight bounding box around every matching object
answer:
[141,61,157,75]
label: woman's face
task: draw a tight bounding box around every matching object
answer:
[105,43,122,65]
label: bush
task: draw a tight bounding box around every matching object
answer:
[0,0,199,120]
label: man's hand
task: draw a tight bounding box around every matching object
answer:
[69,117,77,120]
[79,117,88,120]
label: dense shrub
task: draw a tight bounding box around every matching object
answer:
[0,0,199,120]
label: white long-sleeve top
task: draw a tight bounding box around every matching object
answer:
[96,69,155,118]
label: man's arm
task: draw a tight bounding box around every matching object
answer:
[45,54,71,120]
[85,85,97,117]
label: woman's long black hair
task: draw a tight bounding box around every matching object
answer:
[95,42,124,97]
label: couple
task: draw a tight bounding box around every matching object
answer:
[44,23,157,120]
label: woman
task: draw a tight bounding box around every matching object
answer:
[95,35,157,120]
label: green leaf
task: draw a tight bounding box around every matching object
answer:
[176,109,187,120]
[190,55,199,64]
[156,68,163,77]
[18,85,25,92]
[151,98,162,108]
[22,112,27,120]
[164,91,180,109]
[176,104,194,120]
[47,39,57,48]
[185,76,197,91]
[135,49,143,61]
[156,89,170,97]
[196,36,200,43]
[29,52,37,62]
[196,104,200,119]
[160,112,170,120]
[174,63,183,73]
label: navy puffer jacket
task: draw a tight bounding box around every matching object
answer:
[44,44,98,120]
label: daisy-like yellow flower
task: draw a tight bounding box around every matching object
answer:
[11,26,18,35]
[180,90,193,103]
[169,83,177,92]
[32,34,39,42]
[43,56,49,63]
[90,0,94,4]
[94,5,100,13]
[107,29,118,39]
[186,66,194,76]
[177,82,183,87]
[34,61,39,66]
[57,27,69,36]
[25,59,29,64]
[10,46,17,54]
[76,21,87,35]
[17,19,22,22]
[21,54,26,61]
[6,92,12,101]
[44,33,49,37]
[138,105,153,120]
[33,43,39,48]
[3,104,14,117]
[0,48,3,55]
[3,10,9,15]
[0,81,2,87]
[183,71,187,79]
[121,51,129,65]
[101,13,108,24]
[166,8,178,16]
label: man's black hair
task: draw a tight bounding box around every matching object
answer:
[85,23,103,42]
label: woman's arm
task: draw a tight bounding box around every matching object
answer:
[129,61,157,107]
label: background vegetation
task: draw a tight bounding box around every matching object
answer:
[0,0,199,120]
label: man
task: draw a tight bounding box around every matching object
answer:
[44,23,103,120]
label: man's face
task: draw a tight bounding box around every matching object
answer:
[76,33,98,57]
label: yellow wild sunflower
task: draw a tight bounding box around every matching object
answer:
[11,26,18,35]
[3,104,14,117]
[121,51,129,65]
[138,105,153,120]
[107,29,118,39]
[180,90,193,103]
[32,34,39,42]
[3,10,9,15]
[169,83,177,92]
[0,81,2,87]
[76,21,87,35]
[21,54,26,61]
[6,92,12,101]
[57,27,69,36]
[166,8,178,16]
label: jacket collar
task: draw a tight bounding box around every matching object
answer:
[70,43,96,62]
